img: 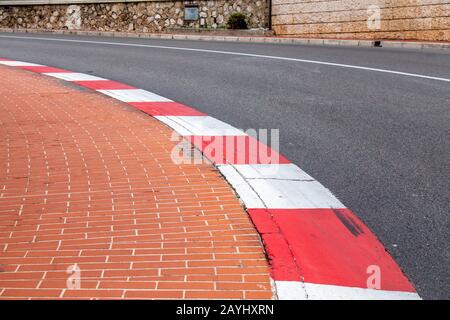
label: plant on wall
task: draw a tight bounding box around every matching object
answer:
[226,12,248,29]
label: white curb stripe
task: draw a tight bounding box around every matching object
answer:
[155,116,247,137]
[217,164,265,208]
[247,178,345,209]
[44,72,106,81]
[153,116,193,136]
[247,179,345,209]
[0,60,42,66]
[275,281,421,300]
[97,89,172,102]
[230,163,313,180]
[218,164,345,209]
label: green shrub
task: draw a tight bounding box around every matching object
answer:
[227,12,248,30]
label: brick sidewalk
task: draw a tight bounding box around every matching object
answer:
[0,65,273,299]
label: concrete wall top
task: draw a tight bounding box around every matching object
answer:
[0,0,176,6]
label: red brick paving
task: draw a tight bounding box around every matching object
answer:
[0,65,273,299]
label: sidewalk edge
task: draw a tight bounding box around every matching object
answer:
[0,28,449,51]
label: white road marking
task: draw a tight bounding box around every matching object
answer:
[0,34,449,83]
[275,281,421,300]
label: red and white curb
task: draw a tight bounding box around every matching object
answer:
[0,58,421,300]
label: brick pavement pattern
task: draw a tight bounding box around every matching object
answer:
[0,65,273,299]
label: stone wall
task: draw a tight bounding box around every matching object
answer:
[0,0,269,32]
[272,0,450,42]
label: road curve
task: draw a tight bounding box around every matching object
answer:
[0,32,449,299]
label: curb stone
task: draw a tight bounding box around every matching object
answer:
[0,27,448,51]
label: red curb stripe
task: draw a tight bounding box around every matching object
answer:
[186,135,291,165]
[73,80,136,90]
[247,209,301,281]
[129,102,206,116]
[0,58,13,61]
[17,66,70,73]
[262,233,301,281]
[248,208,416,292]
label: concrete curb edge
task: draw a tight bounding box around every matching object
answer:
[1,27,449,50]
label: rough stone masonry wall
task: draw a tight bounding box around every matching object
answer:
[272,0,450,41]
[0,1,269,32]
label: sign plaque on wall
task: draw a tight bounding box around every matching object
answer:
[184,6,199,21]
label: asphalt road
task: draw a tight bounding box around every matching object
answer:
[0,33,449,299]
